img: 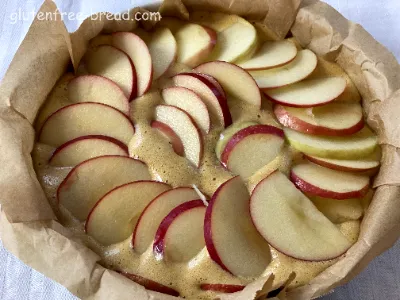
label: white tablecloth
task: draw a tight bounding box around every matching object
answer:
[0,1,399,299]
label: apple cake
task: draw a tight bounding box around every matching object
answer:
[32,11,379,300]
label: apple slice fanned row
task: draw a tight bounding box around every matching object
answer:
[86,180,171,245]
[194,61,262,108]
[39,103,135,147]
[172,73,232,128]
[264,77,347,107]
[290,162,370,200]
[283,126,378,159]
[274,102,364,136]
[237,40,298,71]
[154,105,203,167]
[250,49,317,89]
[161,87,211,133]
[220,124,285,178]
[153,200,206,262]
[133,187,200,254]
[57,155,151,221]
[84,45,137,100]
[68,75,130,115]
[49,135,129,167]
[205,176,271,277]
[250,170,352,261]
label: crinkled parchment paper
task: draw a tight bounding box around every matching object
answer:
[0,0,399,299]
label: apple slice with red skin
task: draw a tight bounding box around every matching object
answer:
[220,125,285,178]
[250,170,352,261]
[215,121,258,160]
[196,73,226,98]
[172,73,231,127]
[155,105,203,167]
[67,75,130,115]
[237,40,297,71]
[162,87,211,133]
[111,32,153,97]
[58,156,151,221]
[119,272,180,297]
[200,284,245,293]
[304,151,380,172]
[153,200,206,262]
[86,181,171,245]
[274,102,364,136]
[204,176,271,277]
[250,49,317,89]
[264,77,347,108]
[194,61,261,108]
[151,121,184,156]
[133,187,200,254]
[39,103,135,147]
[290,162,370,200]
[84,45,136,99]
[49,135,128,167]
[175,23,217,67]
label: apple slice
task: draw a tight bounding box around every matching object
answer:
[284,127,378,159]
[111,32,153,97]
[89,35,112,48]
[210,21,257,63]
[237,40,297,71]
[155,105,203,167]
[250,49,317,89]
[133,187,200,254]
[215,121,258,159]
[221,125,285,178]
[175,23,217,67]
[205,176,271,277]
[153,200,206,262]
[119,272,179,297]
[162,87,211,133]
[304,151,380,172]
[67,75,130,115]
[290,162,370,199]
[146,27,177,79]
[200,284,245,293]
[58,156,151,221]
[151,121,184,156]
[274,102,364,135]
[250,170,352,261]
[49,135,128,167]
[194,62,261,108]
[196,73,226,98]
[264,77,346,108]
[309,196,363,223]
[172,73,231,127]
[86,181,171,245]
[39,103,135,147]
[84,45,136,99]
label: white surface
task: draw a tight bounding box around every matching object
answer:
[0,1,399,299]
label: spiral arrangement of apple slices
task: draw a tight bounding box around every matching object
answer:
[34,11,380,298]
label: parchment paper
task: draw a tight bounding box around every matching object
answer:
[0,0,399,299]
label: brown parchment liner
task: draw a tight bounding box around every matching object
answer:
[0,0,399,299]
